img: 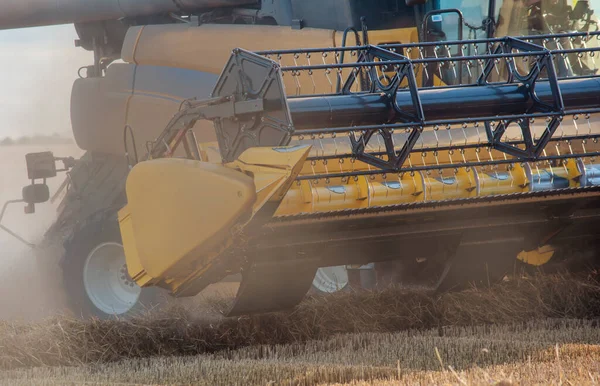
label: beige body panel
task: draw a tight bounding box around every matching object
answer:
[122,24,337,75]
[122,24,420,74]
[122,24,420,96]
[76,24,337,156]
[70,64,134,153]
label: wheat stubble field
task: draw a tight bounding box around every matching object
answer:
[1,275,600,385]
[1,144,600,385]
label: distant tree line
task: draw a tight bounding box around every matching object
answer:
[0,133,73,146]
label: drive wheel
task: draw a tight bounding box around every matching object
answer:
[435,243,518,292]
[62,212,161,319]
[312,266,349,293]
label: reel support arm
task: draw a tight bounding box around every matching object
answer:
[146,95,265,160]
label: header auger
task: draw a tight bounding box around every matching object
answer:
[4,0,600,318]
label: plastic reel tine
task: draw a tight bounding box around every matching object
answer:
[567,138,574,157]
[573,114,580,137]
[332,132,339,156]
[582,39,596,68]
[433,125,440,147]
[419,47,429,83]
[292,54,302,95]
[568,37,584,69]
[542,148,555,185]
[555,38,574,76]
[508,159,515,188]
[474,44,484,76]
[461,44,473,81]
[311,134,325,156]
[321,52,333,93]
[309,159,317,177]
[305,53,317,94]
[555,141,569,174]
[322,157,329,177]
[433,46,443,80]
[446,124,454,148]
[461,123,469,146]
[445,45,458,84]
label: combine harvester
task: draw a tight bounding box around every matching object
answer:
[2,0,600,317]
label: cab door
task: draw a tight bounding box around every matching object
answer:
[421,0,493,85]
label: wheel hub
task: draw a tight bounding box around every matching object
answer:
[312,266,349,293]
[83,242,141,315]
[119,264,136,287]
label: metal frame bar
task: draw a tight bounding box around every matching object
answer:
[304,132,600,162]
[297,151,600,181]
[342,45,426,170]
[295,108,600,136]
[256,31,600,56]
[478,37,566,159]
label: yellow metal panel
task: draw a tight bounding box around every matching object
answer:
[274,171,426,215]
[477,163,529,196]
[122,24,336,75]
[118,207,153,286]
[229,145,311,207]
[423,168,477,201]
[517,245,556,266]
[119,145,310,296]
[122,24,421,95]
[334,27,418,46]
[119,158,256,283]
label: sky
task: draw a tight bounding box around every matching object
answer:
[0,25,92,139]
[0,23,90,318]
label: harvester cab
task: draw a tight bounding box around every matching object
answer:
[3,0,600,318]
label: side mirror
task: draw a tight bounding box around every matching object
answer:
[25,151,57,180]
[406,0,427,5]
[22,184,50,205]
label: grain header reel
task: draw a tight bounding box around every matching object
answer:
[117,31,600,315]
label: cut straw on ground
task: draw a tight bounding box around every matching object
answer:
[1,273,599,370]
[1,319,599,385]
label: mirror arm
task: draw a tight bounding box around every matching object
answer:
[0,199,35,248]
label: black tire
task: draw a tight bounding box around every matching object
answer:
[348,268,377,290]
[61,211,162,319]
[435,243,517,292]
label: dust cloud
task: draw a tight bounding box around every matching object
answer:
[0,143,82,320]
